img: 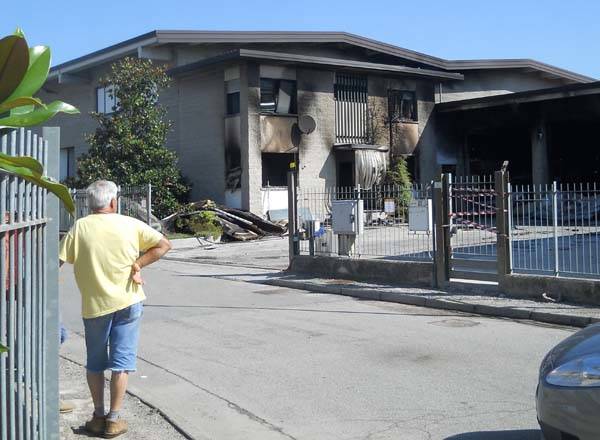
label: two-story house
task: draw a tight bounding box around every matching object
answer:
[42,31,593,215]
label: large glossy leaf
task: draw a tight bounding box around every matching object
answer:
[0,35,29,102]
[0,100,79,128]
[0,158,74,214]
[0,151,44,174]
[0,343,7,354]
[5,45,50,102]
[0,96,43,114]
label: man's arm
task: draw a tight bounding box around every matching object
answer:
[131,238,172,284]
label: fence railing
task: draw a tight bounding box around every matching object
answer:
[448,175,497,259]
[1,128,53,439]
[296,183,434,261]
[59,184,152,232]
[509,182,600,279]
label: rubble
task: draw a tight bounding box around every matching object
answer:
[162,200,287,242]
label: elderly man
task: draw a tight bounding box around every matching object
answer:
[59,180,171,438]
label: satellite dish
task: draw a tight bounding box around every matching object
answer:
[298,115,316,135]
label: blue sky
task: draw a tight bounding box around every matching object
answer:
[4,0,599,78]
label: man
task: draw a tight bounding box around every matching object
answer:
[59,180,171,438]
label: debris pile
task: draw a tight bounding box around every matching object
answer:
[163,200,287,241]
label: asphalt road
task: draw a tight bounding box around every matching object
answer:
[59,260,574,440]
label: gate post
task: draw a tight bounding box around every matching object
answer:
[287,171,299,268]
[495,170,510,278]
[433,174,450,287]
[43,127,60,439]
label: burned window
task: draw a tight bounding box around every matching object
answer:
[388,90,417,122]
[260,79,297,114]
[262,153,295,187]
[334,73,368,144]
[226,92,240,115]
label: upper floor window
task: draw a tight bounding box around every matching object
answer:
[388,90,417,122]
[96,85,119,114]
[226,92,240,115]
[260,79,297,114]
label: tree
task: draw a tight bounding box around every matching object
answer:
[0,29,78,353]
[385,155,412,217]
[76,57,189,218]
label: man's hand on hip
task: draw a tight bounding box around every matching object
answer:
[131,262,144,285]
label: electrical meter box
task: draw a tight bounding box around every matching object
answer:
[331,200,364,235]
[408,199,432,232]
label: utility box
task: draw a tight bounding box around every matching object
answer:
[331,199,364,235]
[408,199,432,232]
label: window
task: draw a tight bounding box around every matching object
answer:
[59,147,75,182]
[388,90,417,122]
[334,73,368,144]
[260,79,297,114]
[96,85,119,114]
[226,92,240,115]
[262,153,295,187]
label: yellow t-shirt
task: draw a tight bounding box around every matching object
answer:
[59,213,163,319]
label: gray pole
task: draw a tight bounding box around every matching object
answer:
[42,127,60,440]
[552,181,559,276]
[495,170,510,278]
[287,171,298,268]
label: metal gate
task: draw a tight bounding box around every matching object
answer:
[445,174,499,282]
[1,127,60,439]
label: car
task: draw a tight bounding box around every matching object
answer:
[537,323,600,440]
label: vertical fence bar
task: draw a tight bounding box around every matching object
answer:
[552,181,559,276]
[1,132,7,440]
[146,183,152,225]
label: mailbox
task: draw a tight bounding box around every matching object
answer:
[331,200,364,235]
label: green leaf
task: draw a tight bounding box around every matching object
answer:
[0,343,7,354]
[13,28,25,38]
[0,151,44,174]
[0,159,74,214]
[0,97,43,113]
[5,45,51,102]
[0,100,79,128]
[0,35,29,102]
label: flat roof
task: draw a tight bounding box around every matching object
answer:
[48,30,595,83]
[437,80,600,112]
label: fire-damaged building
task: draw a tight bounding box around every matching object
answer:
[42,30,595,215]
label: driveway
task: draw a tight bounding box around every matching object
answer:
[59,260,572,439]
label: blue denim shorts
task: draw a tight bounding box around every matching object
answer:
[83,302,143,373]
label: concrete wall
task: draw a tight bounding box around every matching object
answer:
[297,68,336,190]
[291,255,434,287]
[500,274,600,306]
[441,70,567,103]
[174,66,227,202]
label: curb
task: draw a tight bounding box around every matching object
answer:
[262,278,597,328]
[60,355,196,440]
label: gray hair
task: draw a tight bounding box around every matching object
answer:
[87,180,118,211]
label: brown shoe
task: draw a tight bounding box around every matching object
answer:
[59,400,75,414]
[84,414,106,435]
[104,418,128,438]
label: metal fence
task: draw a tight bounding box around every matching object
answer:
[448,175,497,259]
[59,184,152,232]
[1,128,52,439]
[296,183,434,260]
[509,182,600,279]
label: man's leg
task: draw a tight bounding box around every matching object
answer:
[109,371,128,414]
[86,371,106,413]
[83,313,111,432]
[105,301,143,437]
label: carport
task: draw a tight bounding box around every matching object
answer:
[437,81,600,184]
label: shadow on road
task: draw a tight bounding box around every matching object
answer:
[444,430,540,440]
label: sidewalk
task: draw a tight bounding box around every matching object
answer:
[59,356,187,439]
